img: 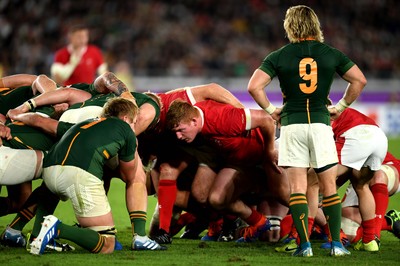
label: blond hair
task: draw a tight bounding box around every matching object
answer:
[101,97,139,121]
[283,5,324,43]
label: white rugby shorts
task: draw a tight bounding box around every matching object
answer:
[43,165,111,218]
[339,125,387,171]
[278,123,338,169]
[342,164,398,208]
[59,106,103,123]
[0,146,40,185]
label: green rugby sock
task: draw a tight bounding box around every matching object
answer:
[322,193,342,242]
[58,223,105,253]
[289,193,309,245]
[130,211,147,236]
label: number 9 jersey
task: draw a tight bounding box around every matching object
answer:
[259,40,354,126]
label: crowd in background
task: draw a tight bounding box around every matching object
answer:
[0,0,399,79]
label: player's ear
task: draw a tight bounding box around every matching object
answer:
[192,116,200,126]
[121,115,129,123]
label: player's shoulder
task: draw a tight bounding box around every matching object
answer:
[54,47,69,59]
[87,44,103,52]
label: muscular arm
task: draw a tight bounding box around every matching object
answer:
[93,71,134,99]
[191,83,245,108]
[7,87,91,117]
[34,87,91,106]
[7,113,59,137]
[135,103,156,135]
[340,65,367,105]
[249,109,281,173]
[247,69,281,120]
[50,53,81,84]
[0,74,37,88]
[249,109,276,153]
[247,69,273,109]
[0,74,57,95]
[31,75,57,94]
[329,65,367,120]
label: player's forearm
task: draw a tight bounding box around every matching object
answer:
[7,88,74,118]
[197,83,244,108]
[8,113,56,136]
[31,89,77,107]
[191,83,243,108]
[342,81,365,106]
[94,72,130,95]
[249,87,274,112]
[50,54,81,83]
[31,115,58,137]
[341,65,367,105]
[250,110,276,146]
[10,113,38,127]
[334,82,365,114]
[248,69,273,109]
[214,90,244,108]
[0,74,37,88]
[260,122,277,151]
[50,63,76,83]
[32,75,57,94]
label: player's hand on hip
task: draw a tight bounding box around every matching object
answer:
[328,106,341,121]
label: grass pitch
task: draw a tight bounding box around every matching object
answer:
[0,137,399,265]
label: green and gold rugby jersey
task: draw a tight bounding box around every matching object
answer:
[132,92,160,127]
[65,91,160,126]
[70,83,102,97]
[66,91,159,111]
[3,105,58,151]
[0,86,35,115]
[43,117,136,180]
[259,40,354,126]
[3,121,56,151]
[67,93,115,110]
[68,83,159,111]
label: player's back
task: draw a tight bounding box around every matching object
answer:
[332,108,379,138]
[43,117,135,178]
[263,41,354,125]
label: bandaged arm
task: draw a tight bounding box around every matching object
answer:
[50,53,81,83]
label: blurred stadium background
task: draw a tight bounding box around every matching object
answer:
[1,0,399,137]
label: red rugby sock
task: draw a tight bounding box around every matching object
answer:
[370,183,389,238]
[157,180,177,232]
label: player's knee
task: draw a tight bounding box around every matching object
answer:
[352,181,369,193]
[370,170,387,186]
[191,190,208,204]
[208,192,225,210]
[276,185,290,205]
[341,217,360,242]
[159,163,180,180]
